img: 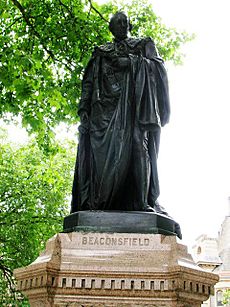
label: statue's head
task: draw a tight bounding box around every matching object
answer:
[109,12,132,41]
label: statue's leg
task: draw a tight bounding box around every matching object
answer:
[71,132,91,212]
[148,127,160,206]
[148,127,170,216]
[132,125,155,212]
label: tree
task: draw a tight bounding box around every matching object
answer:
[0,127,76,305]
[223,289,230,306]
[0,0,193,149]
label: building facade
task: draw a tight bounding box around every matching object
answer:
[192,198,230,306]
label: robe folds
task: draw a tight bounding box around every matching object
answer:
[71,37,170,212]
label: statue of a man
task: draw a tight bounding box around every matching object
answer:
[71,12,170,214]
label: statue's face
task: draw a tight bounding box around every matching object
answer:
[110,13,129,41]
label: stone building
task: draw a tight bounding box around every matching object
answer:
[192,198,230,306]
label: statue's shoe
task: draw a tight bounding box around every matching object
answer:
[154,201,170,216]
[154,201,182,239]
[142,204,156,212]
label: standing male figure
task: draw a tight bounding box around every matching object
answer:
[71,12,170,214]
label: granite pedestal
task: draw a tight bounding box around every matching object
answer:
[14,231,218,306]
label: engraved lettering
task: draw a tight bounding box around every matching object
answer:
[105,237,111,245]
[81,236,150,247]
[111,238,117,245]
[132,238,137,246]
[139,238,143,246]
[118,238,123,245]
[144,238,150,246]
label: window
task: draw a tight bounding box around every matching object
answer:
[197,246,202,254]
[217,290,223,306]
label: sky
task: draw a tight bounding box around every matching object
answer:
[2,0,230,251]
[152,0,230,249]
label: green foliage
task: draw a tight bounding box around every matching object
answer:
[0,128,75,305]
[223,289,230,306]
[0,0,193,147]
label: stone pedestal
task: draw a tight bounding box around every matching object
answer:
[14,232,218,307]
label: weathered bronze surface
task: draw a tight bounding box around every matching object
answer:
[63,211,182,239]
[71,12,171,216]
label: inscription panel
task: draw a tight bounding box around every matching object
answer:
[67,233,172,251]
[82,236,150,247]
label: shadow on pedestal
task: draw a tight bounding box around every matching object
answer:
[63,211,182,239]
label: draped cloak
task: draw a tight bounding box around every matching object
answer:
[71,37,170,212]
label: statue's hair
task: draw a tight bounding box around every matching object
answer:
[109,11,133,33]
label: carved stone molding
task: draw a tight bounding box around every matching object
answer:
[14,233,219,307]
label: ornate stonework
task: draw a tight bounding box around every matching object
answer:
[14,233,219,306]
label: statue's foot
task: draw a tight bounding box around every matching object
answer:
[142,204,156,212]
[154,201,170,217]
[154,201,182,239]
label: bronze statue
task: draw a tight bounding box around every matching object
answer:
[71,12,170,214]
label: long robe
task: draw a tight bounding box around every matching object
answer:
[71,37,170,212]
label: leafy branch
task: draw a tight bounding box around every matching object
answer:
[88,0,108,23]
[5,16,23,30]
[10,0,55,60]
[58,0,75,20]
[0,256,14,292]
[10,0,73,71]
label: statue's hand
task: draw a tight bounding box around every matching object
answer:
[112,57,130,69]
[80,112,89,124]
[79,112,89,134]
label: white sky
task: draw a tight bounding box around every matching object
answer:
[153,0,230,249]
[2,0,230,251]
